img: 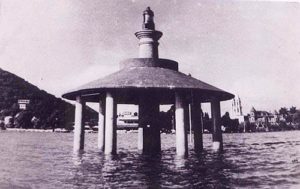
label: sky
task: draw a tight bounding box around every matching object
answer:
[0,0,300,115]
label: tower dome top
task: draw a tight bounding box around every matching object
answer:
[143,7,155,30]
[143,7,154,16]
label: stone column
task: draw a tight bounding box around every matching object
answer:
[104,92,117,155]
[97,97,105,151]
[73,96,85,152]
[138,93,161,154]
[186,104,191,144]
[138,98,144,152]
[191,97,203,153]
[175,92,188,157]
[211,98,223,151]
[138,124,143,151]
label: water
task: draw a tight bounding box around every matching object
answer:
[0,131,299,188]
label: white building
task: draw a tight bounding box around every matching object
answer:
[231,95,246,123]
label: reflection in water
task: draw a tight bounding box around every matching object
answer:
[0,131,300,188]
[70,151,107,188]
[163,150,235,188]
[205,152,233,188]
[72,151,84,166]
[137,154,163,188]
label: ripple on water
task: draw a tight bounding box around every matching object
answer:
[0,131,300,188]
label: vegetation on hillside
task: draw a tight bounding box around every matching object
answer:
[0,68,97,129]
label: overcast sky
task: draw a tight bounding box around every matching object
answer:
[0,0,300,115]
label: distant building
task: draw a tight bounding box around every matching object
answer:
[117,111,138,130]
[249,107,279,128]
[232,95,243,116]
[231,95,247,123]
[18,99,30,110]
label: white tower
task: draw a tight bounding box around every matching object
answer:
[232,95,243,117]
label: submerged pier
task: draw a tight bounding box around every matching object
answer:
[62,7,234,156]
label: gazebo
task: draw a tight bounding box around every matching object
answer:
[62,7,234,156]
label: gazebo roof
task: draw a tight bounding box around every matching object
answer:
[62,58,234,102]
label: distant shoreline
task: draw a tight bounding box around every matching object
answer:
[2,128,298,134]
[1,128,139,134]
[2,128,72,133]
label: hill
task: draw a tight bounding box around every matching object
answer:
[0,68,97,129]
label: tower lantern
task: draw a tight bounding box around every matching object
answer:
[143,7,155,30]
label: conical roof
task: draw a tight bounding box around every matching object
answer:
[62,8,234,103]
[62,58,234,102]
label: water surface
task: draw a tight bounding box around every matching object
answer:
[0,131,299,188]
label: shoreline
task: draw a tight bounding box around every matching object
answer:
[2,128,69,133]
[1,128,298,134]
[1,128,140,134]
